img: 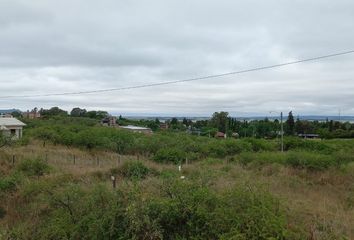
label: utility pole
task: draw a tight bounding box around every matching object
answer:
[270,111,284,153]
[280,112,284,153]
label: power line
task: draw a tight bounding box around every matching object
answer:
[1,49,354,99]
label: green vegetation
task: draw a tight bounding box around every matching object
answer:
[0,158,290,239]
[112,161,152,180]
[18,107,354,139]
[19,116,354,171]
[1,113,354,239]
[16,158,51,177]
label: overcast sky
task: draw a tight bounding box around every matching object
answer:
[0,0,354,117]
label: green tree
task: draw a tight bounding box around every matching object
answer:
[85,110,109,119]
[40,107,68,117]
[11,111,22,118]
[210,112,229,133]
[70,107,87,117]
[285,111,295,135]
[295,117,303,134]
[170,118,178,125]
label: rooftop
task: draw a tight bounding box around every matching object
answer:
[0,118,26,126]
[120,125,151,130]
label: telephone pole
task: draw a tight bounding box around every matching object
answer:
[280,112,284,152]
[270,111,284,152]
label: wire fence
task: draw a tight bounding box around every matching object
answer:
[0,146,146,169]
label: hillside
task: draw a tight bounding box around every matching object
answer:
[1,117,354,239]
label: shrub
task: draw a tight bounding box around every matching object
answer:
[130,180,288,240]
[203,141,228,158]
[5,178,289,239]
[215,185,287,239]
[223,140,252,155]
[283,137,333,153]
[115,161,150,180]
[0,174,21,192]
[16,158,50,177]
[153,148,185,164]
[243,138,277,152]
[237,152,286,166]
[285,151,335,171]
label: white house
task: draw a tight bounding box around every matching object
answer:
[120,125,153,134]
[0,116,26,139]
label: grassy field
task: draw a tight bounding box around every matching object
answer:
[1,118,354,239]
[1,140,354,239]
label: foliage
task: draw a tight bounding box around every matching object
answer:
[113,161,151,180]
[283,137,333,153]
[0,132,14,148]
[39,107,68,117]
[0,173,21,192]
[285,111,295,135]
[210,111,229,133]
[285,152,336,171]
[153,148,186,164]
[6,178,288,240]
[16,158,51,177]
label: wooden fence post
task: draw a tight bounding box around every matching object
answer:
[117,154,121,167]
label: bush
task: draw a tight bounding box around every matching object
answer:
[153,148,185,164]
[285,151,335,171]
[283,137,333,153]
[114,161,150,180]
[6,179,289,239]
[223,140,252,155]
[0,174,21,192]
[17,158,50,177]
[243,138,277,152]
[128,181,288,240]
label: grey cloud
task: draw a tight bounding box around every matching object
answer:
[0,0,354,116]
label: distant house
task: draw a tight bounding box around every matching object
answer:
[187,126,201,136]
[0,113,13,118]
[231,132,240,138]
[0,116,26,139]
[298,133,320,139]
[160,122,169,130]
[120,125,153,134]
[23,109,41,119]
[101,116,117,127]
[215,132,226,139]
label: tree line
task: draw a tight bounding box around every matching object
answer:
[16,107,354,139]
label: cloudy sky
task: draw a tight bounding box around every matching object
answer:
[0,0,354,117]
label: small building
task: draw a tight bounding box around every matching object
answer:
[0,116,26,139]
[298,133,320,139]
[0,113,13,118]
[160,122,169,130]
[215,132,226,139]
[231,132,240,138]
[101,116,117,127]
[120,125,153,134]
[23,109,41,119]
